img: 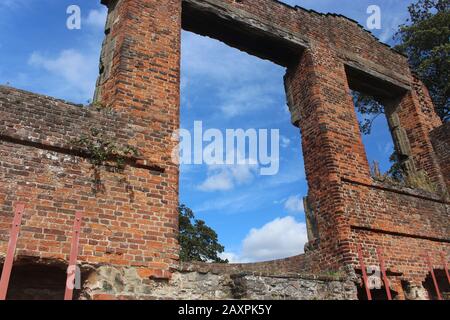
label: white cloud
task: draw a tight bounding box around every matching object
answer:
[194,192,254,214]
[181,31,285,118]
[197,147,259,192]
[280,135,291,148]
[266,161,305,187]
[1,4,105,103]
[378,15,404,43]
[284,195,304,213]
[198,163,258,192]
[228,216,307,262]
[28,49,98,101]
[219,252,240,263]
[218,83,278,118]
[198,168,234,191]
[181,31,270,83]
[85,8,107,30]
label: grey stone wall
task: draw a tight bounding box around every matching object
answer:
[81,265,358,300]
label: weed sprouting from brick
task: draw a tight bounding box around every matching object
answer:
[69,102,140,194]
[370,160,439,194]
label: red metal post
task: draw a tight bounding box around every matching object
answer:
[426,254,442,300]
[357,244,372,300]
[376,247,392,300]
[64,211,83,301]
[0,203,25,300]
[441,252,449,285]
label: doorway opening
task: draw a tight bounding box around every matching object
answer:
[0,257,90,300]
[422,269,450,300]
[179,2,307,264]
[345,65,413,183]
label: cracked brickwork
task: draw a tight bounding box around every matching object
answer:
[0,0,449,300]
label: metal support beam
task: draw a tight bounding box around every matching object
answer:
[441,252,449,285]
[426,254,442,300]
[357,244,372,300]
[64,211,83,300]
[0,203,25,300]
[376,247,392,300]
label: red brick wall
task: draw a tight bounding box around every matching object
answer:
[430,122,450,192]
[0,86,178,277]
[352,228,448,298]
[344,179,449,286]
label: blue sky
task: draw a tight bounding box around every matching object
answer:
[0,0,415,262]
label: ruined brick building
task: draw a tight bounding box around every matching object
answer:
[0,0,448,300]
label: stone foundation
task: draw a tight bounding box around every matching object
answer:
[81,264,357,300]
[1,0,449,300]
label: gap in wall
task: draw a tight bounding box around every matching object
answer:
[179,30,308,263]
[1,262,76,300]
[351,90,396,174]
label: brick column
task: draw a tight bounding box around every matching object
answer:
[96,0,181,114]
[95,0,181,167]
[395,76,446,193]
[93,0,182,274]
[430,123,450,191]
[284,45,371,271]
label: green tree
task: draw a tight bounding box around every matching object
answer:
[178,204,228,263]
[396,0,450,121]
[352,92,385,136]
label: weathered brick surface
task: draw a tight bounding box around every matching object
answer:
[395,77,446,191]
[0,0,449,300]
[343,180,449,292]
[0,86,178,272]
[430,122,450,191]
[344,181,448,240]
[350,228,449,299]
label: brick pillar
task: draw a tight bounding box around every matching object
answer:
[95,0,181,189]
[284,45,371,271]
[430,123,450,191]
[95,0,181,167]
[93,0,181,274]
[395,76,446,193]
[96,0,181,116]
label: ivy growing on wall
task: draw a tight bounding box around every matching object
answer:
[70,126,139,194]
[71,127,139,171]
[69,101,140,194]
